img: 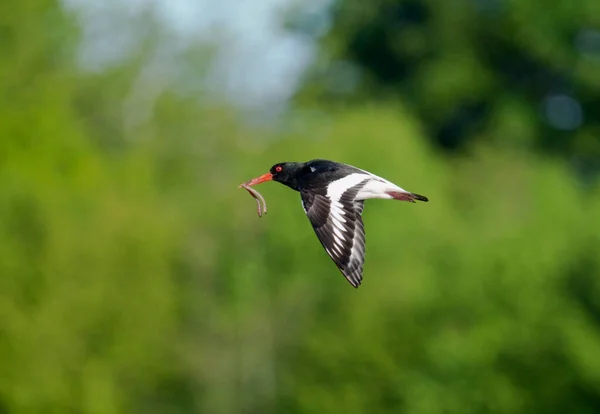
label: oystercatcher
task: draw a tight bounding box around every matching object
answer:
[241,159,428,288]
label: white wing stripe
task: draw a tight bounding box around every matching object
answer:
[330,207,346,224]
[332,243,344,256]
[333,225,345,241]
[332,217,347,233]
[333,232,344,247]
[326,173,372,201]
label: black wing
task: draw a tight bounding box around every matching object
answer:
[300,183,367,287]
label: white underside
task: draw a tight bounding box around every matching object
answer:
[355,179,405,200]
[327,172,407,201]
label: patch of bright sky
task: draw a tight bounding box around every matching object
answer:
[61,0,332,114]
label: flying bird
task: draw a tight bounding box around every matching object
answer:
[240,159,428,288]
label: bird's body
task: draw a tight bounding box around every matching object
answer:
[241,159,428,288]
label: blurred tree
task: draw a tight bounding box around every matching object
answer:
[293,0,600,179]
[2,0,600,413]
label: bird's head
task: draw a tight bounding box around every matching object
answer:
[241,162,303,191]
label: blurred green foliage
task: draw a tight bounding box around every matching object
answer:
[295,0,600,175]
[2,1,600,414]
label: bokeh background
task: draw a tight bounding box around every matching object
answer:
[2,0,600,413]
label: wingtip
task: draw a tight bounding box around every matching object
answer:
[344,272,363,288]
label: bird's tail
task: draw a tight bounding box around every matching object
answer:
[387,191,429,203]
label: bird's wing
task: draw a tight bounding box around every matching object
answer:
[300,179,368,287]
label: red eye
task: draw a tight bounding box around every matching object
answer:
[275,165,283,172]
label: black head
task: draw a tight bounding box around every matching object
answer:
[269,162,303,190]
[240,161,305,192]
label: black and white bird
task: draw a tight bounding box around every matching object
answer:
[242,159,428,288]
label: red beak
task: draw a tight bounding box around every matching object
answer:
[239,172,273,187]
